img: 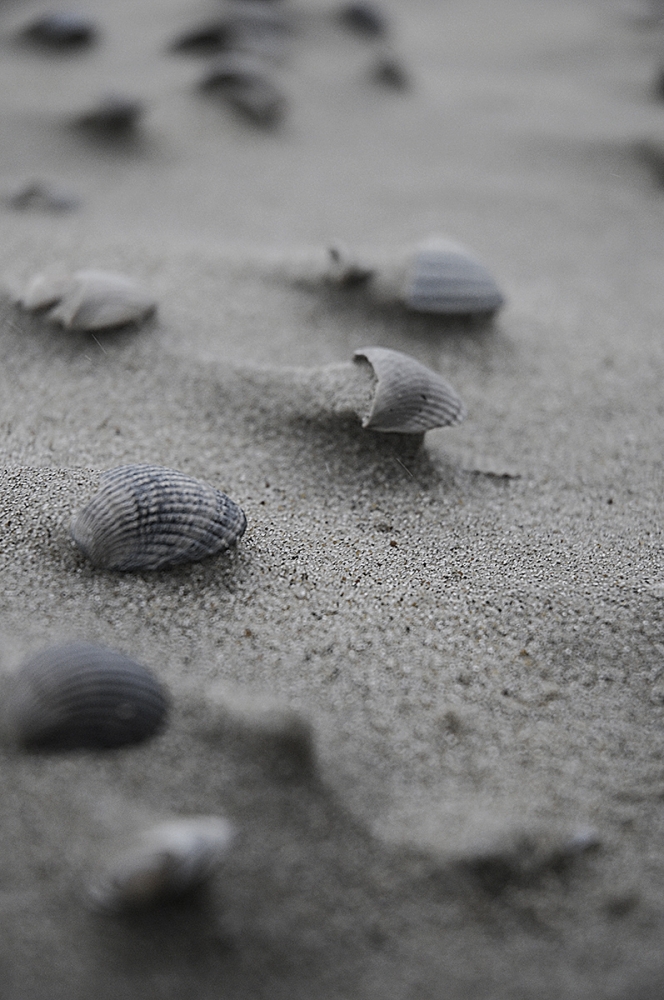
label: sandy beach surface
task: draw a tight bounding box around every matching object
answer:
[0,0,663,996]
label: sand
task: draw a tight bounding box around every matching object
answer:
[0,0,663,996]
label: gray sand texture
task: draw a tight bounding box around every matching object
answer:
[0,0,663,996]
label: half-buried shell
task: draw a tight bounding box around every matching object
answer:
[71,465,247,571]
[353,346,466,433]
[90,816,235,912]
[6,643,169,752]
[402,237,504,315]
[17,269,156,331]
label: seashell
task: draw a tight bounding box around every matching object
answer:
[338,2,388,37]
[17,271,71,311]
[199,55,285,126]
[169,21,231,55]
[402,238,504,315]
[1,179,79,212]
[71,465,247,571]
[371,53,409,90]
[75,95,143,135]
[6,643,169,752]
[90,816,235,912]
[353,346,466,433]
[46,270,156,330]
[21,12,97,47]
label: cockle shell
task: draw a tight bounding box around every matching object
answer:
[354,346,466,433]
[18,269,156,331]
[6,643,169,752]
[21,12,97,47]
[90,816,235,912]
[402,238,504,315]
[71,465,247,571]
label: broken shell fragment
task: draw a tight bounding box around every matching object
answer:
[18,269,156,330]
[71,465,247,571]
[402,238,504,315]
[353,346,466,433]
[90,816,235,912]
[6,643,169,752]
[328,245,375,287]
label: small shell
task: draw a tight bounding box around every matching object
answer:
[353,346,466,433]
[371,54,409,90]
[198,54,286,126]
[402,238,504,315]
[90,816,235,912]
[71,465,247,571]
[338,2,388,37]
[21,12,97,47]
[1,179,79,212]
[6,643,169,752]
[76,95,143,135]
[328,246,375,288]
[18,269,156,331]
[169,21,230,55]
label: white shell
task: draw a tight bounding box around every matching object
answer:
[354,347,466,433]
[18,269,156,331]
[402,238,504,315]
[90,816,235,911]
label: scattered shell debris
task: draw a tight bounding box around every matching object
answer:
[90,816,235,912]
[4,643,169,752]
[71,465,247,571]
[15,269,157,331]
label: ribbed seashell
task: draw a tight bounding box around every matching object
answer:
[21,12,97,47]
[6,643,169,752]
[76,95,143,135]
[90,816,235,912]
[71,465,247,571]
[18,269,156,331]
[402,238,504,315]
[353,346,466,433]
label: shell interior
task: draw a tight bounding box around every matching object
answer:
[8,642,169,752]
[71,465,247,571]
[353,346,466,433]
[403,238,504,315]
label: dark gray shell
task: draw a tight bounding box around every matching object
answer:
[198,54,286,126]
[354,346,466,433]
[71,465,247,571]
[76,95,143,135]
[7,643,169,752]
[22,12,97,47]
[402,238,504,315]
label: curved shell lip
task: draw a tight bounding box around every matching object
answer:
[402,237,505,316]
[353,346,467,434]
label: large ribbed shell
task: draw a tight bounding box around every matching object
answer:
[402,238,504,315]
[71,465,247,571]
[7,643,169,751]
[91,816,235,911]
[354,347,466,433]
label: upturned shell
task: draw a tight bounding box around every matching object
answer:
[354,346,466,433]
[90,816,235,912]
[71,465,247,571]
[402,238,504,315]
[6,643,169,751]
[19,269,156,330]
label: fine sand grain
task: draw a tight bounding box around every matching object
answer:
[0,0,663,997]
